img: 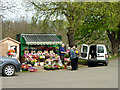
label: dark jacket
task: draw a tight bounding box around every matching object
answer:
[59,46,65,56]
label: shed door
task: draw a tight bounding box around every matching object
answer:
[81,44,89,60]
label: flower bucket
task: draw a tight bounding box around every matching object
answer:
[28,67,37,72]
[64,67,66,69]
[31,63,35,67]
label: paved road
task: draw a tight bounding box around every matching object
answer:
[2,58,118,88]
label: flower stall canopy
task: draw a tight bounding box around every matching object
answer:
[21,34,62,45]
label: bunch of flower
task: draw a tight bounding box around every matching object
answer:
[61,65,65,69]
[44,65,50,70]
[49,47,54,50]
[28,57,37,64]
[24,53,29,58]
[75,50,79,54]
[66,49,70,53]
[51,65,55,70]
[44,50,48,54]
[54,65,59,69]
[44,52,70,70]
[31,59,37,64]
[31,54,39,59]
[44,63,52,70]
[8,49,15,53]
[25,52,46,61]
[8,53,14,57]
[55,47,59,51]
[44,58,54,70]
[8,49,16,57]
[64,58,70,66]
[24,53,38,65]
[44,56,66,70]
[45,65,56,70]
[39,53,45,59]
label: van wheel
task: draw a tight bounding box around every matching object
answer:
[88,62,92,67]
[104,62,108,66]
[3,65,15,76]
[88,64,92,67]
[104,60,108,66]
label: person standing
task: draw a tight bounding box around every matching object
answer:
[67,47,71,57]
[70,45,77,70]
[75,46,80,70]
[59,44,66,65]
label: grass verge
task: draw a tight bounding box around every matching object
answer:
[78,55,118,65]
[20,71,29,73]
[108,56,118,60]
[78,59,87,65]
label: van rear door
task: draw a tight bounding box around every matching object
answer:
[80,44,89,60]
[97,45,105,60]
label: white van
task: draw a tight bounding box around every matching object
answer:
[80,44,108,66]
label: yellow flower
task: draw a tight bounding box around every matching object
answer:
[46,59,48,61]
[31,61,34,63]
[76,51,78,53]
[34,59,37,62]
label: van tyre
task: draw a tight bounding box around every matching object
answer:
[104,62,108,66]
[88,62,92,67]
[104,60,108,66]
[105,63,108,66]
[3,65,15,76]
[88,64,92,67]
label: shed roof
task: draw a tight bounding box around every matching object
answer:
[21,34,62,45]
[0,37,20,44]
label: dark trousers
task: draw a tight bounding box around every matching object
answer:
[60,55,64,65]
[76,57,78,69]
[71,58,77,70]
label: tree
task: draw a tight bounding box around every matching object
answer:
[2,18,68,44]
[75,2,120,56]
[29,1,91,46]
[95,2,120,56]
[28,1,120,55]
[75,13,104,44]
[0,0,22,39]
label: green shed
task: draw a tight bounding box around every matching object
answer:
[17,33,62,59]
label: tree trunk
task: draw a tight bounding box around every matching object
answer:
[111,40,119,56]
[107,30,119,56]
[67,30,75,47]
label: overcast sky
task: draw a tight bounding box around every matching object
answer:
[1,0,34,22]
[1,0,120,22]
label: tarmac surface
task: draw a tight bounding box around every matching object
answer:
[2,58,118,88]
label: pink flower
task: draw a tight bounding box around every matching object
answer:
[66,49,70,53]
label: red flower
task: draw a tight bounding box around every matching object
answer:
[36,56,39,59]
[49,47,54,50]
[39,47,44,49]
[8,53,11,56]
[32,55,36,58]
[54,65,58,68]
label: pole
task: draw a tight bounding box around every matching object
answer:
[0,16,2,40]
[0,0,2,40]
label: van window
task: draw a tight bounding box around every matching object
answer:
[83,46,88,53]
[98,46,104,53]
